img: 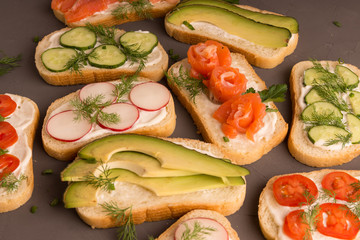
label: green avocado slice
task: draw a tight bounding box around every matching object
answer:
[177,0,298,33]
[77,134,250,178]
[166,4,291,48]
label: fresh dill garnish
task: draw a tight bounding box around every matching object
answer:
[30,205,38,214]
[101,201,136,240]
[0,148,8,156]
[85,24,119,46]
[324,132,352,147]
[113,76,136,102]
[112,0,153,20]
[301,111,345,129]
[310,60,347,92]
[0,115,6,122]
[0,52,21,76]
[166,65,206,102]
[168,49,180,61]
[333,21,341,27]
[83,163,117,192]
[50,198,60,207]
[0,174,27,193]
[64,50,89,74]
[312,85,349,112]
[244,84,287,103]
[298,191,320,238]
[265,106,278,112]
[180,221,216,240]
[182,21,195,30]
[122,47,148,74]
[223,136,229,142]
[41,169,53,175]
[70,94,120,125]
[32,36,40,43]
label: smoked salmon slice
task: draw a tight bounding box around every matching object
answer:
[51,0,78,12]
[64,0,115,23]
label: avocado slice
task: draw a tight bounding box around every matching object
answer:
[61,151,196,181]
[63,169,245,208]
[166,4,291,48]
[177,0,298,33]
[78,134,249,178]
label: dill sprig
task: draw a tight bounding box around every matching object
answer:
[298,191,320,239]
[70,94,120,125]
[112,0,153,20]
[101,201,137,240]
[166,65,206,102]
[64,50,89,74]
[324,133,351,147]
[312,85,349,112]
[0,174,27,193]
[302,111,345,129]
[180,221,216,240]
[0,148,8,156]
[83,163,116,192]
[0,52,21,76]
[85,24,119,46]
[113,76,136,102]
[310,60,347,91]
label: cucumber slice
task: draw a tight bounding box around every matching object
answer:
[335,65,359,90]
[60,27,96,50]
[119,31,158,57]
[349,91,360,116]
[304,68,327,86]
[347,113,360,144]
[41,47,77,72]
[301,101,342,121]
[88,45,126,69]
[308,125,350,144]
[304,88,324,105]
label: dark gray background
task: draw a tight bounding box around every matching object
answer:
[0,0,359,239]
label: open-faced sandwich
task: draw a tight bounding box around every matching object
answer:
[289,60,360,167]
[35,26,168,85]
[61,134,249,230]
[0,94,39,213]
[42,77,176,161]
[165,0,299,69]
[167,40,288,165]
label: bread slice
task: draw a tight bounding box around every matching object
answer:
[167,54,288,165]
[258,169,360,240]
[53,0,180,27]
[41,78,176,161]
[164,4,298,69]
[0,94,39,213]
[288,60,360,167]
[156,209,240,240]
[74,138,246,229]
[35,28,168,86]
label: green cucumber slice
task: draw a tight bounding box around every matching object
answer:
[41,47,77,72]
[308,125,350,144]
[119,31,158,57]
[301,101,342,121]
[303,68,327,86]
[60,27,96,50]
[347,113,360,144]
[304,88,324,105]
[349,91,360,116]
[88,45,126,69]
[335,65,359,90]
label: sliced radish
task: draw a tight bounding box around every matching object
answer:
[174,217,229,240]
[46,110,92,142]
[97,103,139,132]
[79,82,117,104]
[129,82,170,111]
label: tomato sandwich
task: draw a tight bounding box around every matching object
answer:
[0,94,39,212]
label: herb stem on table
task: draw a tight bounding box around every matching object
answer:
[0,52,21,76]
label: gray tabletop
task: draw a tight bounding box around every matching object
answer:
[0,0,360,239]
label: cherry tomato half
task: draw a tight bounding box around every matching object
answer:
[322,171,360,202]
[0,154,20,180]
[283,210,312,240]
[273,174,318,207]
[0,94,17,117]
[0,121,18,149]
[316,203,360,239]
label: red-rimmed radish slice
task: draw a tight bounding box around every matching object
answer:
[0,94,17,117]
[129,82,170,111]
[98,103,139,132]
[174,217,229,240]
[46,110,92,142]
[79,82,117,104]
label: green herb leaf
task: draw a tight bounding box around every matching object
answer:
[32,36,40,43]
[333,21,341,27]
[265,106,278,112]
[258,84,287,103]
[86,24,118,46]
[112,0,153,20]
[50,198,59,207]
[182,21,195,30]
[0,52,21,76]
[0,174,27,193]
[223,136,229,142]
[83,163,117,192]
[324,133,352,147]
[41,169,53,175]
[113,76,136,102]
[30,205,38,214]
[64,50,89,74]
[0,148,8,156]
[180,221,216,240]
[301,111,345,129]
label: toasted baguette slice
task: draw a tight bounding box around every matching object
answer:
[0,94,39,213]
[156,209,240,240]
[288,61,360,167]
[53,0,180,27]
[75,138,246,229]
[35,28,168,86]
[167,54,288,165]
[258,169,360,240]
[165,4,298,69]
[41,78,176,161]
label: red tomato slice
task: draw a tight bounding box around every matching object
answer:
[0,94,17,117]
[322,171,360,202]
[283,210,312,240]
[187,40,231,79]
[316,203,360,239]
[0,154,20,180]
[0,121,18,149]
[272,174,318,207]
[203,66,247,103]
